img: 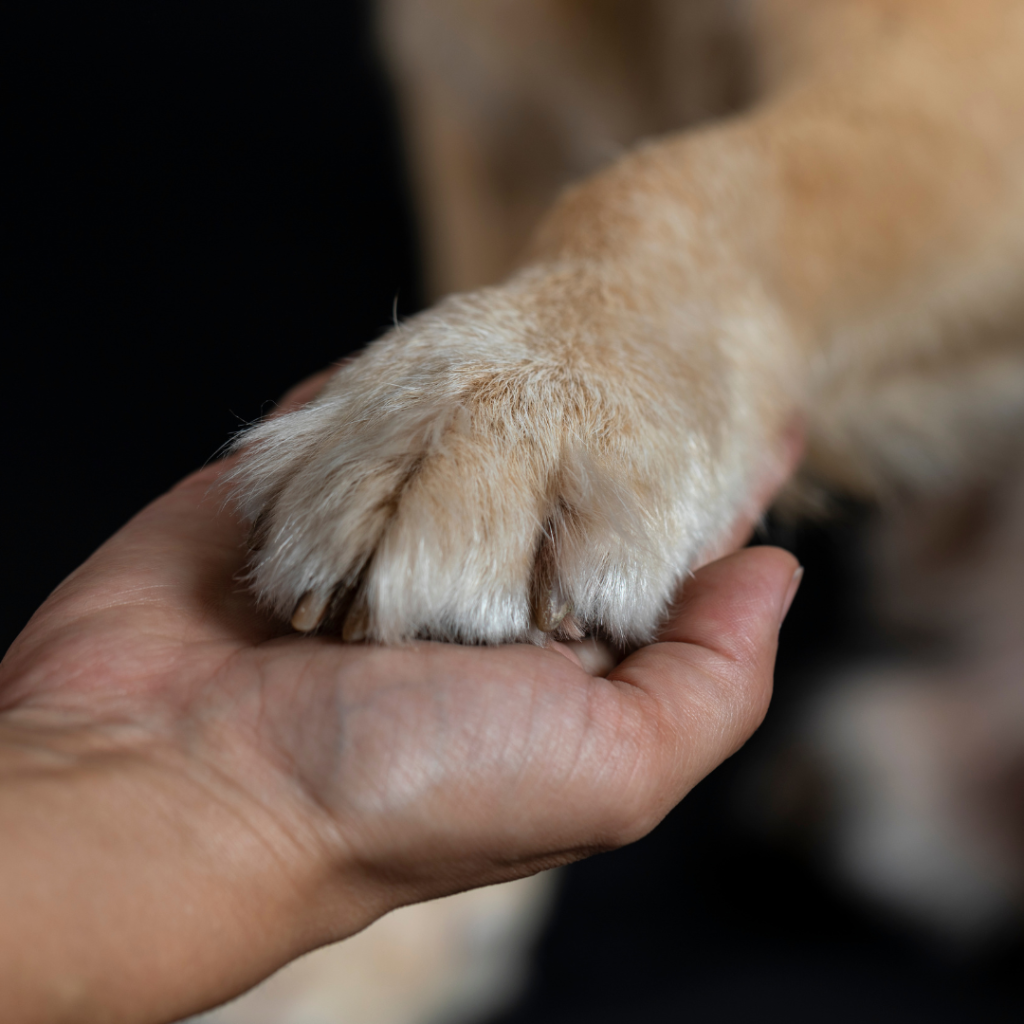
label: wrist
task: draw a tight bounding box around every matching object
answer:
[0,712,367,1023]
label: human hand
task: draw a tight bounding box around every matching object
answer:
[0,378,800,1024]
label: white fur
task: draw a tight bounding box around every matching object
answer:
[230,264,784,644]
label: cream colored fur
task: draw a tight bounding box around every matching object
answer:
[232,0,1024,647]
[232,256,790,644]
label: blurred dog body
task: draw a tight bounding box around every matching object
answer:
[214,3,1024,1021]
[782,451,1024,938]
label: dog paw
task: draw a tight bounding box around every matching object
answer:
[230,272,773,644]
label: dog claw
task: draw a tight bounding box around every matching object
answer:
[534,592,573,634]
[342,599,370,643]
[291,590,329,633]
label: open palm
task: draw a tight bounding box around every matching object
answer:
[0,395,798,1023]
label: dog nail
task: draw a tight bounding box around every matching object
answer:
[291,590,329,633]
[534,592,572,634]
[342,601,370,643]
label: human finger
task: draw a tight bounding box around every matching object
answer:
[608,546,801,794]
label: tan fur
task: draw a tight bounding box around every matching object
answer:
[232,0,1024,648]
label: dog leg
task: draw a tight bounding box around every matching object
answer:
[234,0,1024,644]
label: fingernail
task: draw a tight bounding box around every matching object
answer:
[779,565,804,625]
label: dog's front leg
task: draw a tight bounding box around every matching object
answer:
[232,0,1024,644]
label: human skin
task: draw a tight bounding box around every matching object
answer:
[0,380,800,1024]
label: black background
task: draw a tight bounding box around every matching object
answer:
[6,3,1024,1021]
[5,0,419,654]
